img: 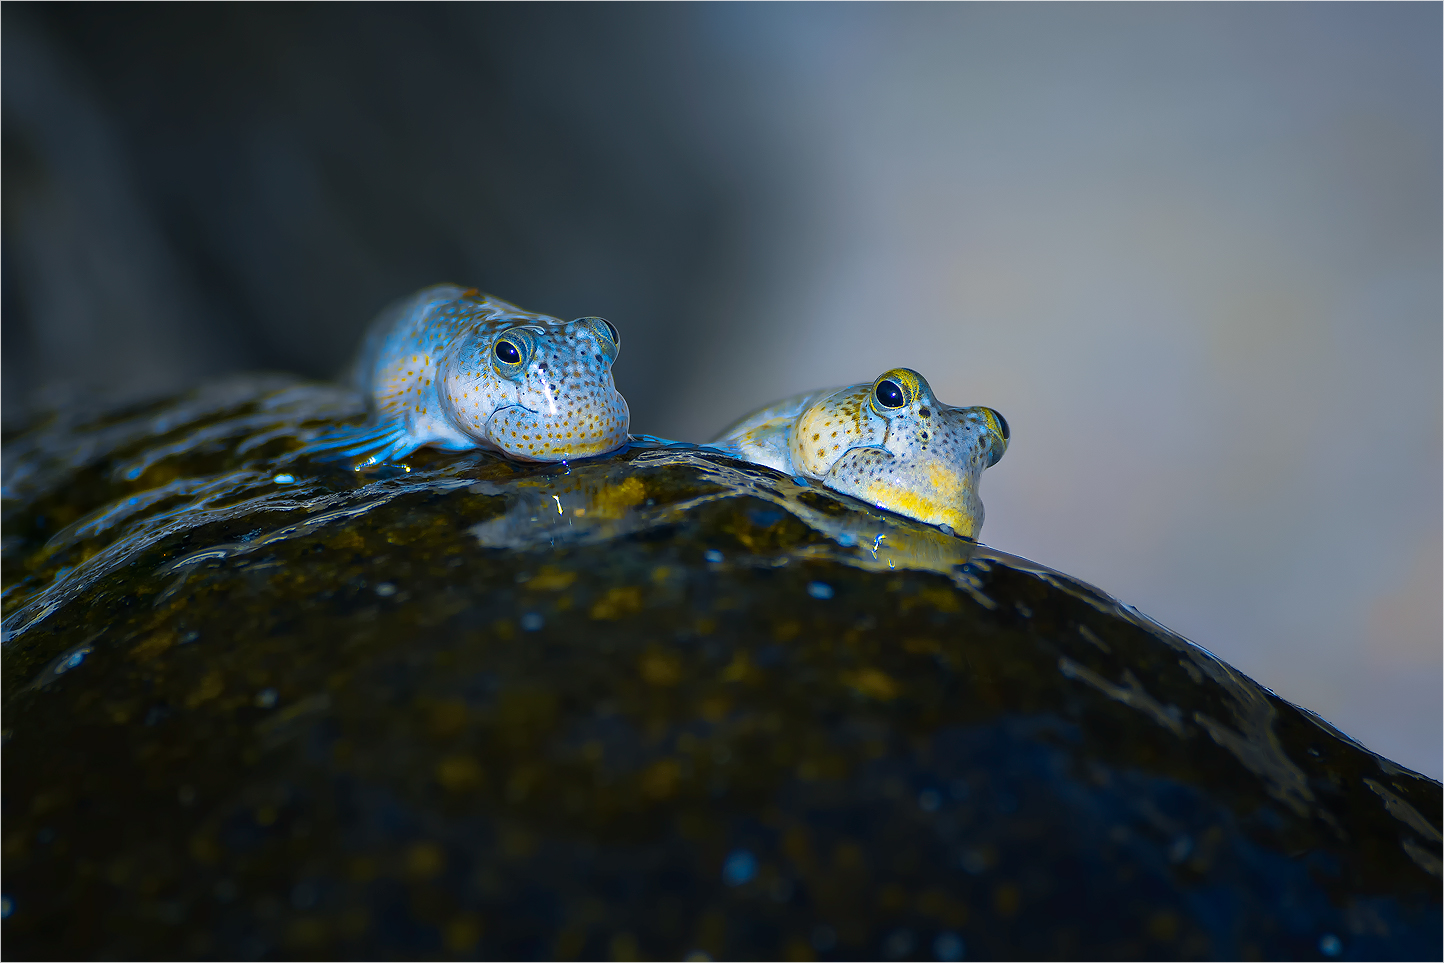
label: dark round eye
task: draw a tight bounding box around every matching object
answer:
[987,408,1010,441]
[575,317,619,346]
[495,340,522,365]
[875,379,906,409]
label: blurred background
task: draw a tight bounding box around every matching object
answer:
[4,4,1438,777]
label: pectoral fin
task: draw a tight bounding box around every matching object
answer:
[297,420,418,468]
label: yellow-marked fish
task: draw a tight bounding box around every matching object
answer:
[711,368,1008,538]
[304,284,629,466]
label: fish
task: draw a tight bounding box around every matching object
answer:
[711,367,1008,538]
[303,284,629,466]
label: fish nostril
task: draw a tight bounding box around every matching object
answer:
[918,407,931,418]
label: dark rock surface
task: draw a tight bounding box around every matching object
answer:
[3,377,1439,960]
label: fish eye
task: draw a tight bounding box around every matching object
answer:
[986,408,1010,441]
[494,340,522,365]
[575,316,619,348]
[875,379,906,409]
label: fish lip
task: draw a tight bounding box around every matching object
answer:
[489,403,538,419]
[838,442,895,461]
[478,403,538,437]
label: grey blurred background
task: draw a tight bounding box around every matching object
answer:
[4,4,1439,777]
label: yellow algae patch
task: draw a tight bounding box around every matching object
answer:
[640,758,681,799]
[404,842,445,881]
[527,566,576,591]
[185,671,225,708]
[426,699,469,738]
[772,619,802,642]
[720,652,753,683]
[590,585,643,620]
[901,586,962,614]
[436,755,484,792]
[129,631,175,662]
[589,476,647,518]
[698,695,731,721]
[639,650,682,686]
[446,915,484,953]
[841,667,899,701]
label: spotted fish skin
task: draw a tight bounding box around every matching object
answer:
[711,368,1008,538]
[307,284,629,466]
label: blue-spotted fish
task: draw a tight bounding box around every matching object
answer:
[711,368,1008,538]
[304,284,629,466]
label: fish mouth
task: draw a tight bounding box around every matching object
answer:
[483,404,628,462]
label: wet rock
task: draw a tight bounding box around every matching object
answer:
[2,376,1439,959]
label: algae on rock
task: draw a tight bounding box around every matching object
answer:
[2,376,1439,959]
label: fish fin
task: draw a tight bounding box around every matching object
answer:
[298,420,418,467]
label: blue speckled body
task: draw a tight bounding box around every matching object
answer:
[307,284,629,465]
[712,368,1008,538]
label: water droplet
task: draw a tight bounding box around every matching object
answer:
[934,931,965,961]
[520,612,544,632]
[272,473,296,485]
[722,849,757,886]
[51,645,92,677]
[919,789,942,812]
[1,896,13,919]
[807,582,834,600]
[255,688,279,709]
[1319,934,1342,957]
[704,550,724,563]
[375,582,397,597]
